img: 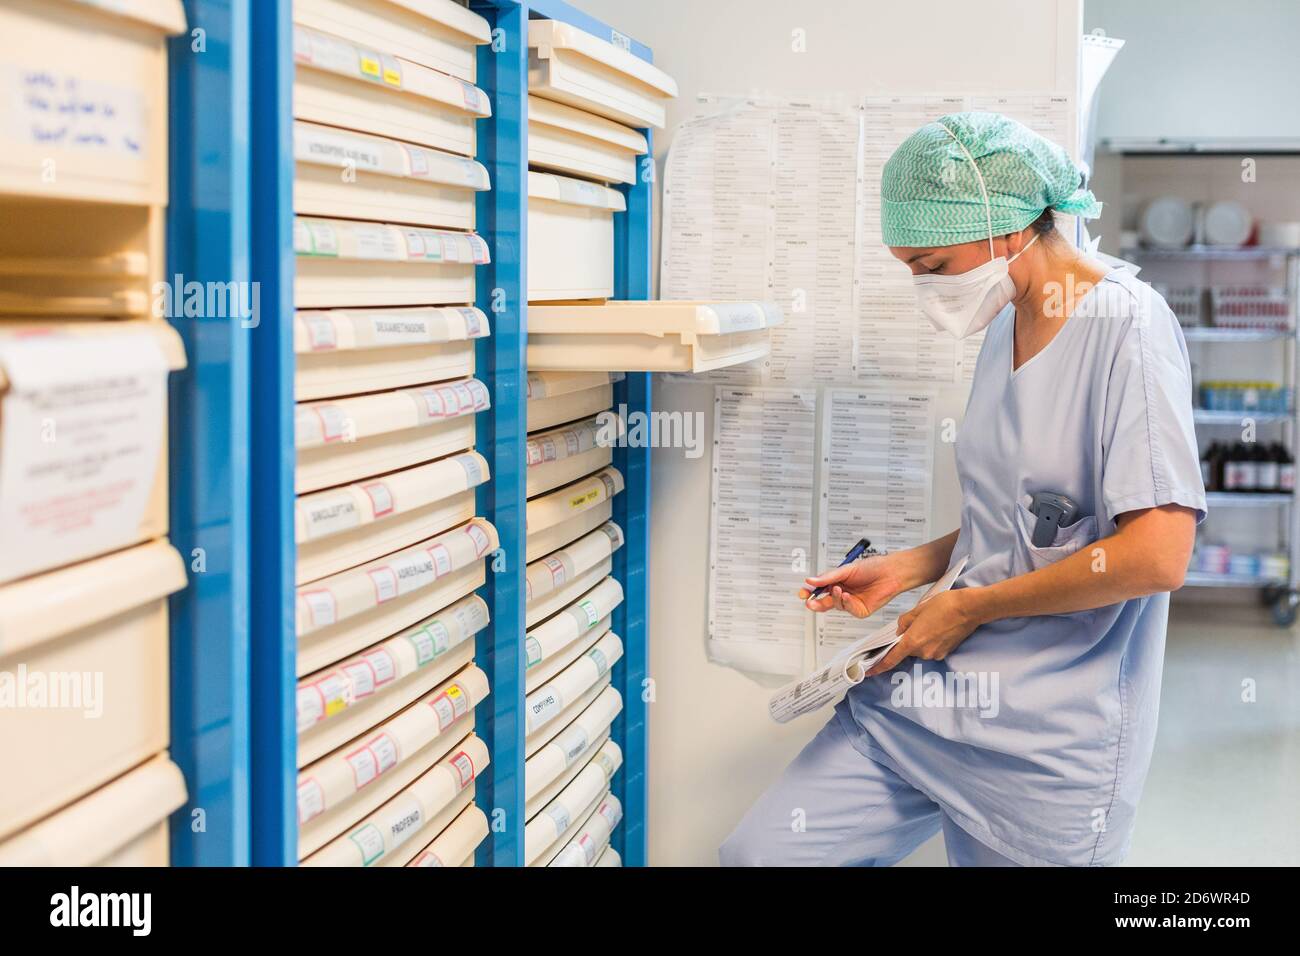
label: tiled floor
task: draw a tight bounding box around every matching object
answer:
[901,599,1300,867]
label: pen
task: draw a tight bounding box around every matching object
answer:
[806,537,871,602]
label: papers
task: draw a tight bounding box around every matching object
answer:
[707,387,818,675]
[707,386,936,677]
[816,390,935,664]
[661,91,1076,387]
[768,558,967,724]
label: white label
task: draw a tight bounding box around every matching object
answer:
[546,803,571,835]
[304,315,338,350]
[527,691,563,732]
[430,683,470,730]
[426,542,453,576]
[0,334,168,582]
[458,308,485,337]
[302,495,359,540]
[456,454,484,486]
[301,590,337,628]
[348,824,386,866]
[297,779,325,823]
[347,734,398,788]
[450,751,475,789]
[368,552,435,602]
[296,686,324,733]
[407,620,450,665]
[600,523,625,549]
[363,482,394,517]
[411,851,444,867]
[7,68,148,159]
[465,522,490,556]
[551,843,587,867]
[525,636,542,668]
[305,221,339,256]
[560,726,590,765]
[576,599,600,629]
[369,313,435,344]
[588,646,610,676]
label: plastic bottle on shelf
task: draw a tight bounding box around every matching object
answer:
[1279,444,1297,493]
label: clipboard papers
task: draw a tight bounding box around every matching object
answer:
[769,558,968,724]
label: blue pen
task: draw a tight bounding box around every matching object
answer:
[807,537,871,602]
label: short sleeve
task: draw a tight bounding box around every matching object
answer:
[1100,299,1207,525]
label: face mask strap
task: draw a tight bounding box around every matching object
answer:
[938,122,995,261]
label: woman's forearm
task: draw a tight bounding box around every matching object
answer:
[895,529,961,591]
[962,506,1197,625]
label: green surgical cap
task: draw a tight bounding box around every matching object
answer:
[880,111,1101,248]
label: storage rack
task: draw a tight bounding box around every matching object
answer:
[153,0,657,865]
[1107,144,1300,625]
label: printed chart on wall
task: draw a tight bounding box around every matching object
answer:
[815,390,935,666]
[674,90,1075,678]
[660,94,861,387]
[707,386,817,676]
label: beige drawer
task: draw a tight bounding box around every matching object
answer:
[293,24,489,157]
[294,0,490,82]
[296,518,497,676]
[406,803,488,867]
[0,541,185,838]
[301,734,486,867]
[295,377,488,494]
[528,300,783,374]
[295,306,486,401]
[0,753,186,866]
[527,171,624,302]
[527,370,620,432]
[0,0,185,205]
[526,521,623,627]
[295,121,489,230]
[548,790,622,867]
[294,216,487,309]
[525,685,622,819]
[595,845,621,867]
[298,663,488,858]
[526,576,623,694]
[525,467,622,563]
[297,594,487,766]
[524,630,622,757]
[528,95,646,186]
[526,415,619,498]
[528,19,677,130]
[0,321,185,584]
[296,450,488,585]
[525,740,621,866]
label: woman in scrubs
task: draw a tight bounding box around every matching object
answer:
[720,112,1207,867]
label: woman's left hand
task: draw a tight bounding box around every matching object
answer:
[863,588,984,677]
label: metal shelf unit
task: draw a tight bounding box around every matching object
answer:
[164,0,653,866]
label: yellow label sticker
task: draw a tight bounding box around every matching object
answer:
[383,67,402,86]
[446,685,463,701]
[360,56,381,78]
[569,488,600,509]
[325,698,347,717]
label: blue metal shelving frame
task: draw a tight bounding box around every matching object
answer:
[168,0,654,867]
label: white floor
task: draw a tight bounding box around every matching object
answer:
[900,598,1300,867]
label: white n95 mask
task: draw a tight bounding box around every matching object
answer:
[911,232,1038,339]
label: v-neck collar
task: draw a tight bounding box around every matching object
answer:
[1009,269,1116,380]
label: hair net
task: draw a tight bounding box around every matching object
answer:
[880,111,1101,248]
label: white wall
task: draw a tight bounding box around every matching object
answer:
[1084,0,1300,142]
[577,0,1079,866]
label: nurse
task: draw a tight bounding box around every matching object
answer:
[720,112,1207,867]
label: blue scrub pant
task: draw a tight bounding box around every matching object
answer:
[719,708,1022,867]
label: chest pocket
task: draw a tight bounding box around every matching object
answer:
[1013,499,1100,575]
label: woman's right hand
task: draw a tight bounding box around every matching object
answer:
[798,553,910,618]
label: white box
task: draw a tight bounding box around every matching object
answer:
[295,376,489,494]
[528,19,677,130]
[526,415,615,498]
[528,300,783,373]
[528,95,647,185]
[294,0,490,82]
[293,24,490,157]
[296,593,488,766]
[296,518,498,676]
[0,0,186,205]
[528,171,624,302]
[0,753,186,866]
[294,216,488,308]
[297,450,488,584]
[0,321,186,584]
[525,467,622,563]
[295,121,489,230]
[0,541,186,839]
[295,306,487,401]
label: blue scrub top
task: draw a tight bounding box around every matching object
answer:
[845,268,1208,866]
